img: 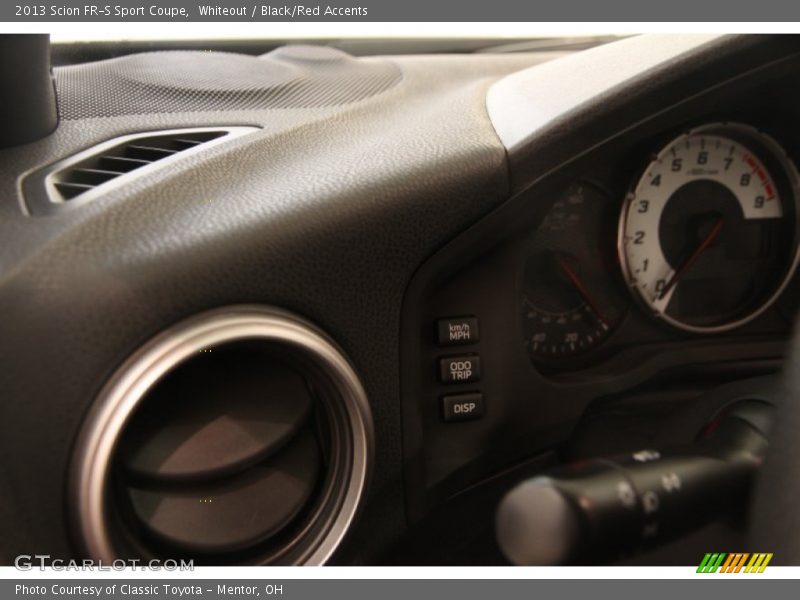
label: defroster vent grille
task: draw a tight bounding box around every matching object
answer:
[23,127,258,215]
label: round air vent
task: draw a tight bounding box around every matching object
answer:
[70,306,373,565]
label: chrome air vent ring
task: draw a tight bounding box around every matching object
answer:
[70,305,373,565]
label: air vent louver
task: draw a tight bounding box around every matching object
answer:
[24,127,258,215]
[52,131,224,201]
[117,351,324,556]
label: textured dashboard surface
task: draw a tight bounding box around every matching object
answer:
[56,46,403,119]
[0,47,557,563]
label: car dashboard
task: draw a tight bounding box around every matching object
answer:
[2,33,800,566]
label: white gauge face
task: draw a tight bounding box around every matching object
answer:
[620,126,800,332]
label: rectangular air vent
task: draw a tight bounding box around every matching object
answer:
[23,127,258,216]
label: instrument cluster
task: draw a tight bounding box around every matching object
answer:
[521,122,800,368]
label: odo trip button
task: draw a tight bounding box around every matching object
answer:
[442,393,485,422]
[439,355,481,384]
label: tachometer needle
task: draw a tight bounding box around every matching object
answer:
[657,217,724,303]
[557,256,608,326]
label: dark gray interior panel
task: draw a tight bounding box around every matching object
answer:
[0,46,556,564]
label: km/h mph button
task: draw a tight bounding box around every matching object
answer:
[437,317,479,345]
[439,355,481,384]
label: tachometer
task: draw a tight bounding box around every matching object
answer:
[619,123,800,332]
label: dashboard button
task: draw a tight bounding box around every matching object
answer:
[442,393,485,422]
[437,317,479,345]
[439,355,481,384]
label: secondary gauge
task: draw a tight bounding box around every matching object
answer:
[619,123,800,332]
[522,183,626,360]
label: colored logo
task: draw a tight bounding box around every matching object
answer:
[697,553,773,573]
